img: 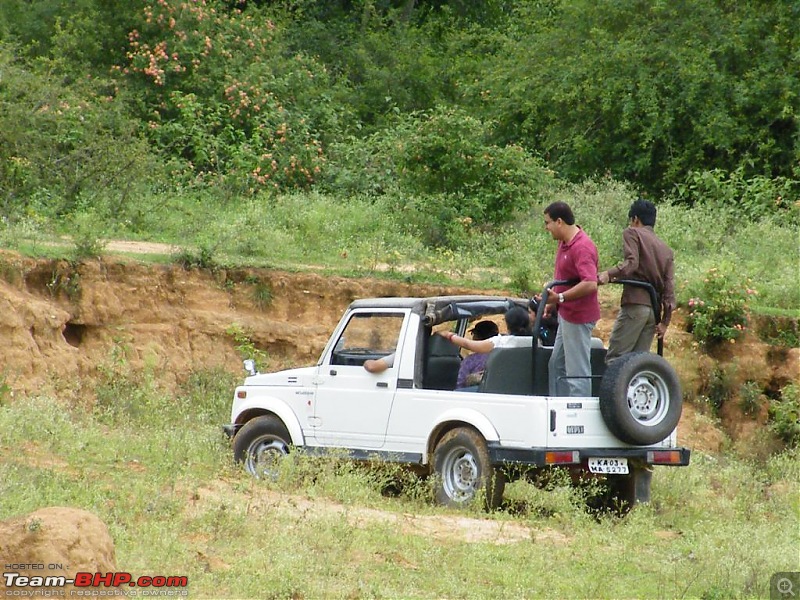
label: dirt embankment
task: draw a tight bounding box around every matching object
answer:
[0,250,493,396]
[1,249,797,452]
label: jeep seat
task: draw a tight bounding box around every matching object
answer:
[423,335,461,390]
[478,347,535,395]
[479,338,607,396]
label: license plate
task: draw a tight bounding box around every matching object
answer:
[588,457,629,474]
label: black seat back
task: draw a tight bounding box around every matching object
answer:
[479,347,535,395]
[590,340,607,396]
[480,339,607,396]
[423,335,461,390]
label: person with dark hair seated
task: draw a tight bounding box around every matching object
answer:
[528,297,558,346]
[438,306,532,352]
[438,306,533,351]
[455,320,499,389]
[439,307,532,392]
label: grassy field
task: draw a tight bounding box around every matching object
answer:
[1,180,797,599]
[2,181,799,312]
[0,365,797,599]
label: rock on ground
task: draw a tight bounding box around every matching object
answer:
[0,506,116,593]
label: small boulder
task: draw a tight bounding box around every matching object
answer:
[0,506,116,593]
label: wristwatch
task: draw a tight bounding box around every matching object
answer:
[558,292,566,304]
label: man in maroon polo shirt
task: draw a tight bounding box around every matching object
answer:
[542,201,601,397]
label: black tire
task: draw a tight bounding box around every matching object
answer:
[598,352,682,445]
[432,428,505,510]
[232,415,291,479]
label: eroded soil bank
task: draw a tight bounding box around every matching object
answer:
[1,250,797,452]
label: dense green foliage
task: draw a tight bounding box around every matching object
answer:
[471,1,800,194]
[0,47,162,227]
[2,0,798,205]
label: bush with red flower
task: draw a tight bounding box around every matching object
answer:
[686,267,758,347]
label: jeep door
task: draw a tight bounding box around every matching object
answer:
[311,310,407,448]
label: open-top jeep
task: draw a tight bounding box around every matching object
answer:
[224,281,690,510]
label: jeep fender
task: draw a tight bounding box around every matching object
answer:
[426,408,500,461]
[234,397,305,447]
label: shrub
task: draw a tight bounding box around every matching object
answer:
[770,383,800,447]
[118,1,341,195]
[675,167,800,226]
[686,267,757,347]
[226,323,268,372]
[324,106,553,248]
[69,211,108,262]
[752,310,800,348]
[0,46,163,223]
[738,381,763,416]
[702,365,736,414]
[172,246,218,271]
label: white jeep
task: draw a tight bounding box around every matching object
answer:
[224,283,690,510]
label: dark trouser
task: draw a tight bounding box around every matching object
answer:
[606,304,656,364]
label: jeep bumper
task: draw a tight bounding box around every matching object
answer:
[488,444,691,468]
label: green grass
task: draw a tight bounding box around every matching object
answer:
[0,371,797,599]
[0,178,797,597]
[2,179,797,309]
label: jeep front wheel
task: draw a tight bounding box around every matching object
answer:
[233,415,291,479]
[433,428,505,510]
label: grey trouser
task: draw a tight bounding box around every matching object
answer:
[605,303,656,364]
[549,315,596,397]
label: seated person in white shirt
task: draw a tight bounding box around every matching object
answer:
[436,306,532,353]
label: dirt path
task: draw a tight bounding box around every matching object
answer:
[187,480,569,546]
[103,240,180,255]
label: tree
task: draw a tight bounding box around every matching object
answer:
[470,0,799,194]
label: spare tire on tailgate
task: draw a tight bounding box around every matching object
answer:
[598,351,682,445]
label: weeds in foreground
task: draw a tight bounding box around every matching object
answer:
[770,383,800,447]
[0,384,797,599]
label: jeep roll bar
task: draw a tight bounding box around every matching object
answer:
[531,278,663,389]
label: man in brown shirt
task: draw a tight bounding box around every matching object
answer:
[599,199,675,364]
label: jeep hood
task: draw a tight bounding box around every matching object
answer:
[243,366,317,386]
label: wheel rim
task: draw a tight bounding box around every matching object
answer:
[441,446,480,503]
[245,435,289,479]
[626,369,670,426]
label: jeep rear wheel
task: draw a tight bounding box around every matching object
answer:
[598,352,682,445]
[433,428,505,510]
[233,415,291,479]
